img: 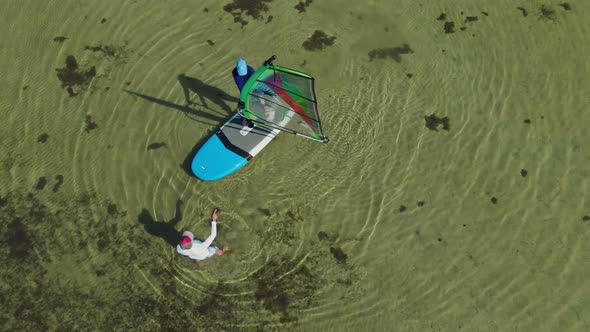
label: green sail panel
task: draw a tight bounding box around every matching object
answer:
[239,64,326,141]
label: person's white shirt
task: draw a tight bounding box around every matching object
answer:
[177,221,217,260]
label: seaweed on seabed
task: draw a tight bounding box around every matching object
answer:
[424,114,450,131]
[194,281,240,329]
[84,114,98,132]
[317,231,336,242]
[84,45,117,57]
[329,247,348,263]
[539,5,556,20]
[368,44,414,62]
[0,192,198,330]
[444,21,455,33]
[147,142,166,150]
[35,177,47,190]
[37,133,49,143]
[302,30,336,51]
[84,44,128,64]
[223,0,273,28]
[7,218,32,259]
[295,0,313,13]
[52,175,64,192]
[107,202,127,217]
[517,7,528,17]
[55,55,96,97]
[258,208,271,216]
[251,256,320,324]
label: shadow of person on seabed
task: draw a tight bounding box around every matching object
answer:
[138,199,184,248]
[178,73,239,114]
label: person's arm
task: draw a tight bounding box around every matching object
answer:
[201,209,218,247]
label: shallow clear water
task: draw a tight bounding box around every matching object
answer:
[1,0,589,330]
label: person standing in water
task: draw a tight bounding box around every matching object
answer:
[232,58,275,126]
[232,58,275,94]
[177,208,226,265]
[232,58,255,92]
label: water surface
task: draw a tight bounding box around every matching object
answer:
[1,0,589,330]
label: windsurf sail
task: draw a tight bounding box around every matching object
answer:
[238,55,329,143]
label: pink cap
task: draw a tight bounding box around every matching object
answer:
[180,236,192,246]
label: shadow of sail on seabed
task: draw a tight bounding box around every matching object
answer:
[177,73,239,114]
[125,89,227,125]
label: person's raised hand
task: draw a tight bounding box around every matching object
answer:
[211,208,219,221]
